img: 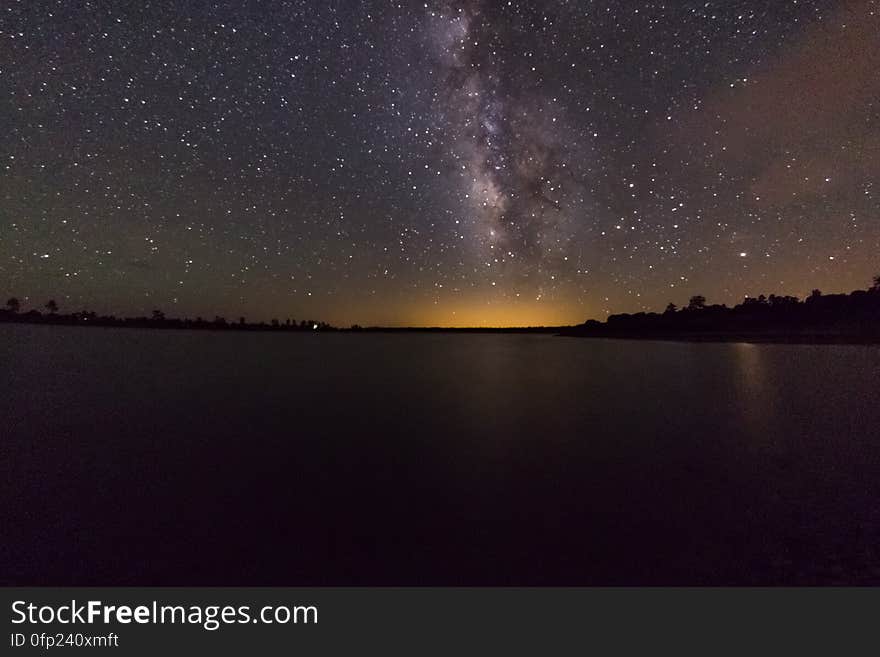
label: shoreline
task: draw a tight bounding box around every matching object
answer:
[2,318,880,344]
[558,330,880,345]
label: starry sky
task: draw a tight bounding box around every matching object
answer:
[2,1,878,327]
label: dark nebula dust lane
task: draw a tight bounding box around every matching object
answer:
[1,1,878,325]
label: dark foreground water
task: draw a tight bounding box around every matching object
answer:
[2,324,879,584]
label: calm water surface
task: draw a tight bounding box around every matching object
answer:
[2,324,879,584]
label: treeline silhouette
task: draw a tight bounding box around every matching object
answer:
[4,274,879,340]
[0,298,335,332]
[564,274,880,342]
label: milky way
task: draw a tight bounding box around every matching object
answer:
[427,1,592,291]
[2,1,878,325]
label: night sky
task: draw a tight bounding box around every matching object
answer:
[2,1,878,326]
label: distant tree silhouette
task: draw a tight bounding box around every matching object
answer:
[0,297,337,332]
[664,302,677,314]
[570,276,880,342]
[688,295,706,310]
[768,294,799,308]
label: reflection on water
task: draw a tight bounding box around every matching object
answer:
[731,342,775,437]
[1,325,879,584]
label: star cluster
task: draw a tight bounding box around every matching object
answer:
[2,1,878,325]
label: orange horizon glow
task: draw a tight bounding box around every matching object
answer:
[335,297,593,328]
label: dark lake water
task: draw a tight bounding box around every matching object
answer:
[2,324,879,584]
